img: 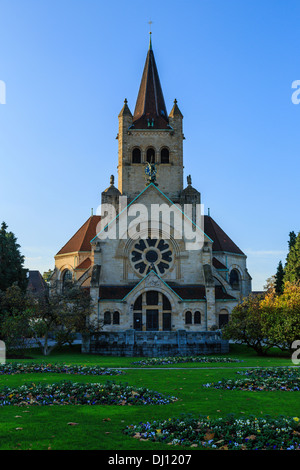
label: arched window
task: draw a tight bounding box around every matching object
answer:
[161,147,169,164]
[133,291,172,331]
[132,148,141,164]
[62,269,72,291]
[113,311,120,325]
[229,269,240,290]
[146,147,155,163]
[185,311,192,324]
[104,311,111,325]
[194,311,201,324]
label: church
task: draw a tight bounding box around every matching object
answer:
[50,37,252,356]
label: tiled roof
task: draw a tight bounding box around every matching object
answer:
[212,257,228,270]
[75,257,91,270]
[56,216,101,256]
[215,286,236,300]
[55,211,244,260]
[204,216,245,256]
[99,285,137,300]
[98,283,235,301]
[27,271,48,294]
[171,285,206,300]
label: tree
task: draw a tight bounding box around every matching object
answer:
[288,231,297,251]
[0,284,33,355]
[42,269,53,283]
[264,275,276,292]
[260,282,300,352]
[274,260,285,295]
[0,222,28,292]
[29,283,97,356]
[284,232,300,284]
[222,294,274,356]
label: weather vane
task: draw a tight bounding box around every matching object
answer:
[148,20,153,34]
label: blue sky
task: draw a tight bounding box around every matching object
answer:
[0,0,299,290]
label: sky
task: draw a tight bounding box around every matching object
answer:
[0,0,299,291]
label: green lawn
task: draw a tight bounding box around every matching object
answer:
[0,344,299,451]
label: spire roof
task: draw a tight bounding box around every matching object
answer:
[132,38,169,130]
[118,98,132,117]
[169,99,183,118]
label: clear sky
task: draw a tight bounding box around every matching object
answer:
[0,0,299,290]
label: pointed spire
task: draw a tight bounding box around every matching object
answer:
[132,38,169,130]
[118,98,132,118]
[169,98,183,118]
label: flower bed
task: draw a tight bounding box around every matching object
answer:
[204,367,300,391]
[0,363,123,376]
[132,356,243,366]
[0,381,177,406]
[124,414,300,450]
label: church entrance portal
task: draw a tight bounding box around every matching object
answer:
[133,291,172,331]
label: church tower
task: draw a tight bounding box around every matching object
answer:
[117,35,185,202]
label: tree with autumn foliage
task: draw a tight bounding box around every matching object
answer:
[222,293,274,356]
[260,282,300,352]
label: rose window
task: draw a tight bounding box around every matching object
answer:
[130,238,173,275]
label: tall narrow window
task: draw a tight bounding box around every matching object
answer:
[229,269,240,290]
[161,147,169,164]
[132,148,141,163]
[146,147,155,163]
[113,311,120,325]
[194,311,201,324]
[185,311,192,325]
[104,311,111,325]
[133,295,142,310]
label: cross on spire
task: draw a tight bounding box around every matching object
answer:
[148,20,153,50]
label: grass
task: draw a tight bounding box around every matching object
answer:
[0,344,299,451]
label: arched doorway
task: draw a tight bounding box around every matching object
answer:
[133,291,172,331]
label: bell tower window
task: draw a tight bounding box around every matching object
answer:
[146,147,155,163]
[161,147,169,164]
[132,148,141,164]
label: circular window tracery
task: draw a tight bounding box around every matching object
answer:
[130,238,173,276]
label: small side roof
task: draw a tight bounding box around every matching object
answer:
[56,216,101,256]
[204,216,245,256]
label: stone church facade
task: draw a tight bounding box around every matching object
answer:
[51,38,252,356]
